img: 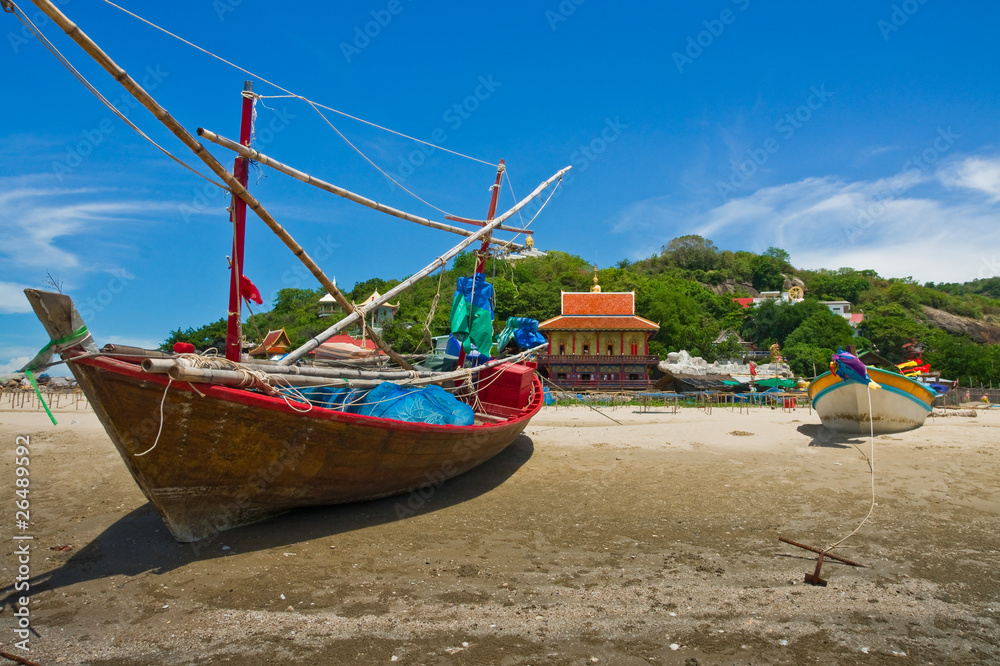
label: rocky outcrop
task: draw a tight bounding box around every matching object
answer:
[783,275,806,291]
[922,306,1000,344]
[704,280,759,297]
[658,350,794,378]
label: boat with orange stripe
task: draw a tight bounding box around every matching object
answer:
[808,366,936,434]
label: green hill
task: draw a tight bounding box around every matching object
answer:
[163,236,1000,383]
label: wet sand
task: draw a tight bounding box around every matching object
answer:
[1,403,999,665]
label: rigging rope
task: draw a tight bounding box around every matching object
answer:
[9,2,228,191]
[257,94,495,166]
[97,0,496,214]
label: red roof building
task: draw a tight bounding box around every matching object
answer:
[249,329,291,358]
[536,273,660,390]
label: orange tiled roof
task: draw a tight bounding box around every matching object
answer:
[538,315,659,331]
[249,329,291,356]
[562,292,634,315]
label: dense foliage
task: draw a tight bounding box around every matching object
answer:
[163,236,1000,383]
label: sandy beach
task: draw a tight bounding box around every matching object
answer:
[1,401,998,665]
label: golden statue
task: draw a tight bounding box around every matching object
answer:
[591,266,601,292]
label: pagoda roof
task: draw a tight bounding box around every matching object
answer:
[358,290,399,310]
[249,329,291,357]
[538,315,659,332]
[561,291,635,316]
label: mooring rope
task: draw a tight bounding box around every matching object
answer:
[823,384,877,554]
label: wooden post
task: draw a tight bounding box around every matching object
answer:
[475,161,505,273]
[225,81,254,362]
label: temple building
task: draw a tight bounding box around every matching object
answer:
[536,272,660,389]
[249,328,291,360]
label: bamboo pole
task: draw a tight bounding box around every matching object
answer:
[25,0,413,371]
[197,128,531,246]
[278,168,570,366]
[166,365,358,389]
[141,357,437,382]
[143,343,546,392]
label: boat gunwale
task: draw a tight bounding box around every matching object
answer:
[808,368,936,412]
[71,353,543,433]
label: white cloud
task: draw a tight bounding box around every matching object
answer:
[617,154,1000,283]
[0,281,33,314]
[0,356,30,375]
[939,156,1000,203]
[0,178,174,275]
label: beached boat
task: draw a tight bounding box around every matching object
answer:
[17,0,565,541]
[807,366,936,434]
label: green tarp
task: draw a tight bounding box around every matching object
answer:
[753,377,797,388]
[449,274,494,355]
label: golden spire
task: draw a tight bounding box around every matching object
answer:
[591,265,601,292]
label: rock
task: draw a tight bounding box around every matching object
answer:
[922,306,1000,344]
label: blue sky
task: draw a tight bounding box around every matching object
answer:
[2,0,999,372]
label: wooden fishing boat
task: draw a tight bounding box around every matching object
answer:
[26,289,543,542]
[807,367,936,434]
[17,0,565,542]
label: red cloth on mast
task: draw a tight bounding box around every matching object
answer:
[239,274,263,305]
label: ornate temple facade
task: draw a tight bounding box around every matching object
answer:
[536,274,660,389]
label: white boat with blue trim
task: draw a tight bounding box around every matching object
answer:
[808,366,936,434]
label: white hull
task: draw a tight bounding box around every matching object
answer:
[809,369,935,435]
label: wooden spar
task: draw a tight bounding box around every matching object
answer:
[225,81,255,362]
[141,357,436,382]
[197,128,530,248]
[278,166,571,366]
[444,214,532,234]
[140,343,546,393]
[166,365,356,389]
[140,342,545,386]
[26,0,414,371]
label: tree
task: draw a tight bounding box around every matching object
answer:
[860,304,930,361]
[763,246,792,270]
[803,268,873,303]
[660,235,720,272]
[750,254,785,291]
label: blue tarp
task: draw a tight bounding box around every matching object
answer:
[293,386,368,412]
[285,383,474,426]
[355,382,475,426]
[496,317,546,353]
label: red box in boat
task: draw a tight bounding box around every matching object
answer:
[477,363,534,407]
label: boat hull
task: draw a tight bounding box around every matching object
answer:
[808,367,935,434]
[69,355,542,542]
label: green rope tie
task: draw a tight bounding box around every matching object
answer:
[36,325,89,357]
[25,369,57,426]
[22,325,90,374]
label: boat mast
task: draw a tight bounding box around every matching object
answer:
[225,81,254,362]
[476,160,505,274]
